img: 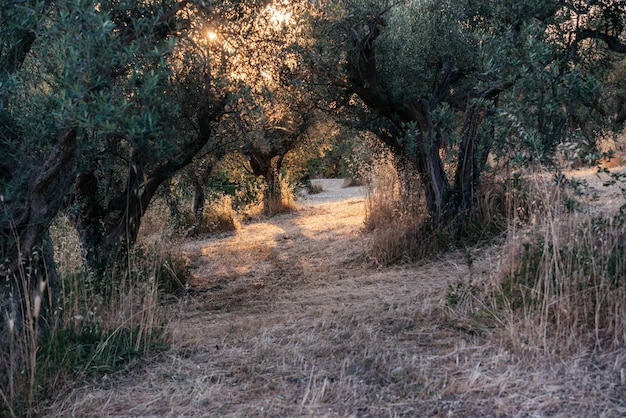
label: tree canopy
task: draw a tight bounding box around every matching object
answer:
[303,0,626,230]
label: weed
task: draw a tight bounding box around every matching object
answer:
[446,278,481,309]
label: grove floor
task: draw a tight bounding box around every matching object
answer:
[43,179,626,417]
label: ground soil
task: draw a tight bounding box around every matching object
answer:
[42,178,626,417]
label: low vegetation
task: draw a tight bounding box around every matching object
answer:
[1,219,182,416]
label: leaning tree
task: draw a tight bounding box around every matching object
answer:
[66,1,233,275]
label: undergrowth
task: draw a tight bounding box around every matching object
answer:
[363,152,509,264]
[365,148,626,355]
[497,175,626,354]
[0,216,184,417]
[166,192,240,237]
[445,169,626,356]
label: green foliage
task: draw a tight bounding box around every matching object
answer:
[206,169,265,210]
[37,321,167,387]
[376,0,476,98]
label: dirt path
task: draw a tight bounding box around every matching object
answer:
[43,179,626,417]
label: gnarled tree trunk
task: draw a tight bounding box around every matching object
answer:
[1,127,76,341]
[71,98,227,277]
[345,12,509,233]
[249,151,286,215]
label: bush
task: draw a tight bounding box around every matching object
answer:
[167,193,240,237]
[439,171,626,355]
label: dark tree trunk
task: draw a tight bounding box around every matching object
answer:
[1,127,76,344]
[406,100,452,222]
[249,151,286,215]
[264,155,285,215]
[192,174,205,220]
[344,14,511,233]
[164,181,180,220]
[71,97,227,276]
[451,100,484,225]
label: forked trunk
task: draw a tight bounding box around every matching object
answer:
[345,12,508,236]
[71,96,227,278]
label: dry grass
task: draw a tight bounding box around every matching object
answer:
[263,178,298,216]
[192,194,241,236]
[362,152,507,264]
[363,153,426,264]
[0,216,178,416]
[38,179,626,417]
[492,168,626,355]
[37,181,626,417]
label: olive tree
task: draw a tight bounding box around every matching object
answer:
[208,1,321,214]
[0,0,252,334]
[307,0,623,232]
[67,1,232,274]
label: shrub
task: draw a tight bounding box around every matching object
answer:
[363,152,420,264]
[167,193,240,237]
[499,209,626,353]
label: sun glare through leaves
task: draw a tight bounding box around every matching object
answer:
[207,30,218,42]
[266,4,292,26]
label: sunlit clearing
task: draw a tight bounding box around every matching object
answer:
[207,30,218,42]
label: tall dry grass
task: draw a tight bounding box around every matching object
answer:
[1,215,180,416]
[363,152,508,264]
[364,148,626,356]
[362,152,425,264]
[169,193,240,237]
[497,172,626,355]
[263,175,297,216]
[446,168,626,356]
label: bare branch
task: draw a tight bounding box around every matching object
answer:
[577,29,626,54]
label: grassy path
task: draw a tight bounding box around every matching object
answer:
[43,179,625,417]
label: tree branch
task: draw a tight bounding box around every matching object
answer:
[577,29,626,54]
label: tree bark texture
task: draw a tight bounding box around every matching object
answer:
[1,127,76,340]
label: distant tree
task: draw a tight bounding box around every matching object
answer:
[241,111,314,214]
[211,1,320,214]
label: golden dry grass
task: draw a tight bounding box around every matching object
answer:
[39,179,626,417]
